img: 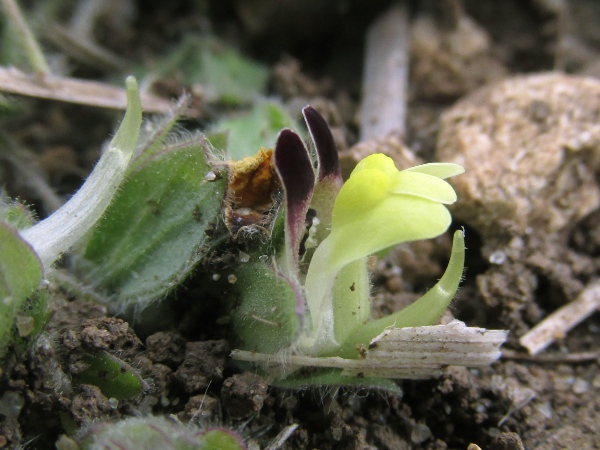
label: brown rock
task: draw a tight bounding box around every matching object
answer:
[437,73,600,239]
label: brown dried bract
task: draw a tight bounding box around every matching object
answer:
[225,148,280,235]
[228,147,279,208]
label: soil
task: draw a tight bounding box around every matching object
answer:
[2,1,600,449]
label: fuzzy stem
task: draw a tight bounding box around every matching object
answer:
[20,76,141,268]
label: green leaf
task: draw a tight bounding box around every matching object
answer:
[335,230,466,358]
[196,39,269,105]
[15,289,51,340]
[75,351,146,400]
[228,261,301,354]
[0,197,35,230]
[0,222,42,356]
[332,259,370,345]
[198,429,245,450]
[212,101,296,159]
[77,416,245,450]
[142,35,269,106]
[76,141,226,312]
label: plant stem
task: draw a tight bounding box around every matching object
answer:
[1,0,50,75]
[20,76,141,268]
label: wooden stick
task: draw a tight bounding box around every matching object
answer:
[502,348,600,364]
[360,2,409,141]
[519,280,600,355]
[0,66,197,115]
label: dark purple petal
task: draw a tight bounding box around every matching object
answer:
[302,105,342,182]
[274,129,315,269]
[301,107,343,250]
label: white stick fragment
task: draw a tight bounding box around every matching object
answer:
[520,280,600,355]
[232,320,507,380]
[19,76,141,268]
[265,424,299,450]
[360,2,409,141]
[0,66,181,114]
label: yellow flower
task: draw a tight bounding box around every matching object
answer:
[329,154,463,269]
[301,154,463,353]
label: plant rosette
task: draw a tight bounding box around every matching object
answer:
[229,107,507,388]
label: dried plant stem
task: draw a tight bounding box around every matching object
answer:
[265,424,299,450]
[1,0,50,74]
[232,320,507,380]
[519,280,600,355]
[0,66,183,114]
[360,1,409,141]
[502,348,600,364]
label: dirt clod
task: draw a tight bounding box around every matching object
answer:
[221,372,268,420]
[79,318,142,358]
[145,331,186,368]
[491,431,525,450]
[183,394,220,423]
[70,384,112,425]
[410,13,506,99]
[174,340,229,394]
[145,363,175,397]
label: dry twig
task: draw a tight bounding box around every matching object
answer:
[360,2,409,141]
[0,66,194,115]
[232,320,507,380]
[519,280,600,355]
[502,348,600,364]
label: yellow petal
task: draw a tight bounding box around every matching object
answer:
[390,171,457,204]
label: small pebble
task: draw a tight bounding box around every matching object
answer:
[572,377,589,394]
[16,315,35,337]
[535,400,553,419]
[386,275,403,293]
[592,374,600,389]
[331,428,343,441]
[489,250,507,265]
[410,423,432,444]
